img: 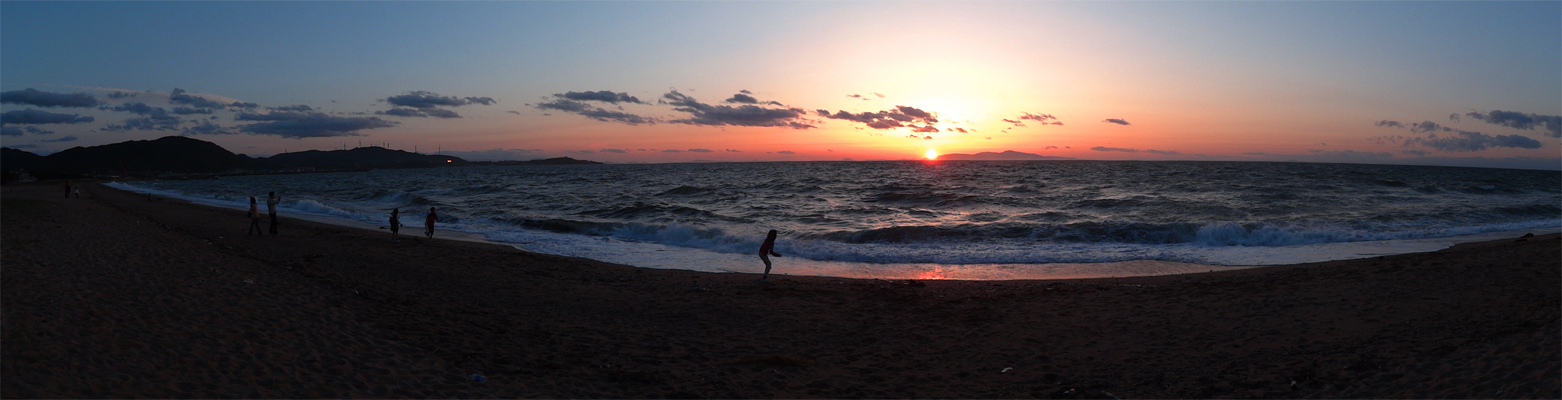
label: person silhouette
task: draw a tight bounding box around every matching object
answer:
[424,207,441,239]
[389,208,402,242]
[758,229,782,281]
[266,191,281,235]
[246,197,263,236]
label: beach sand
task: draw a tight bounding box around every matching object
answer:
[3,182,1557,398]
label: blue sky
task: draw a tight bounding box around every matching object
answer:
[3,1,1558,169]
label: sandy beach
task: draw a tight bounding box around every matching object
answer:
[2,182,1557,398]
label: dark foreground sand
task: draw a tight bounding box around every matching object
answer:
[2,182,1557,399]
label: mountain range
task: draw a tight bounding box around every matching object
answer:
[938,150,1072,161]
[0,136,589,179]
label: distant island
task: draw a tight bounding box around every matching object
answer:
[938,150,1072,161]
[0,136,599,182]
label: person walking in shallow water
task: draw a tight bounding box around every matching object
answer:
[246,197,263,236]
[424,207,442,239]
[758,229,782,281]
[266,191,281,235]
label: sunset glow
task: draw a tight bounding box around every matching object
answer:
[0,2,1556,169]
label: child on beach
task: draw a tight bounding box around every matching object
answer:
[246,197,263,235]
[266,191,280,235]
[389,208,402,242]
[424,207,441,239]
[759,229,782,281]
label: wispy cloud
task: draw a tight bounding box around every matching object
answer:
[1464,110,1561,137]
[1102,118,1130,125]
[1376,120,1543,152]
[1,88,99,108]
[235,111,398,138]
[386,91,497,108]
[1,109,95,124]
[662,90,813,129]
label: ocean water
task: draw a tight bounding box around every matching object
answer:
[108,161,1561,279]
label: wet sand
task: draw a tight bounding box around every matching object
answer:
[3,182,1557,398]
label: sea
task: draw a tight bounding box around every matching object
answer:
[107,161,1561,280]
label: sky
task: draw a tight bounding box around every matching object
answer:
[2,1,1558,169]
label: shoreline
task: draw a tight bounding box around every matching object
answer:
[3,182,1557,398]
[102,180,1556,280]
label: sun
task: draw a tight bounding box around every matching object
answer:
[925,148,939,160]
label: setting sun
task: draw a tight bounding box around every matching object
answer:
[925,149,938,160]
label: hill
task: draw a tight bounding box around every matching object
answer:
[37,136,259,175]
[262,147,468,170]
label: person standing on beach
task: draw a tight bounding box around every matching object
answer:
[266,191,281,235]
[247,197,263,236]
[424,207,442,239]
[64,181,71,198]
[759,229,782,281]
[389,208,402,242]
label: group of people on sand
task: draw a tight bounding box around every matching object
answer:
[238,188,782,280]
[243,191,444,242]
[387,207,441,242]
[246,192,282,236]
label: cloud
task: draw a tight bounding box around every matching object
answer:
[101,102,182,130]
[600,148,628,153]
[910,125,939,133]
[566,149,596,154]
[1,109,95,124]
[688,148,713,153]
[662,90,814,129]
[228,101,259,109]
[182,120,238,136]
[378,107,462,118]
[0,127,21,136]
[1375,120,1407,128]
[535,99,656,125]
[386,91,497,109]
[506,110,522,115]
[171,107,213,115]
[105,91,137,99]
[557,90,645,104]
[776,150,795,154]
[168,88,228,110]
[1018,112,1064,126]
[662,149,683,153]
[39,135,78,143]
[7,143,36,149]
[1,88,99,108]
[1464,110,1561,137]
[269,105,314,112]
[235,111,398,138]
[1102,118,1130,125]
[724,149,742,152]
[816,105,938,130]
[24,126,55,135]
[1379,120,1544,152]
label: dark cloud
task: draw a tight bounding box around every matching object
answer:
[1375,120,1407,128]
[1018,112,1063,126]
[386,91,498,109]
[377,107,462,118]
[815,105,937,130]
[535,99,655,125]
[24,126,55,135]
[600,148,628,153]
[724,149,742,152]
[105,91,138,99]
[0,126,21,136]
[0,88,99,108]
[1102,118,1130,125]
[662,90,813,129]
[688,148,713,153]
[270,105,314,112]
[101,102,183,130]
[557,91,645,104]
[1002,118,1021,124]
[235,111,398,138]
[228,101,259,109]
[1403,149,1430,156]
[910,125,939,133]
[1448,113,1461,122]
[776,150,795,154]
[506,111,522,115]
[566,150,596,155]
[1,109,95,124]
[727,93,759,103]
[8,143,36,149]
[1377,120,1544,152]
[40,135,78,143]
[662,149,683,153]
[168,88,228,109]
[182,120,239,136]
[1465,110,1561,137]
[172,107,213,115]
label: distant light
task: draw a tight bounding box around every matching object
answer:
[925,149,938,160]
[446,159,452,163]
